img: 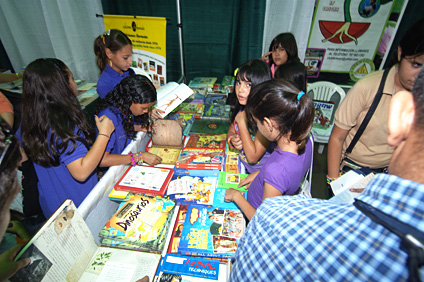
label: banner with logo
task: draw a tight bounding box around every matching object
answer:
[306,0,408,81]
[103,15,167,86]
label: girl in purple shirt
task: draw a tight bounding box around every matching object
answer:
[225,79,314,220]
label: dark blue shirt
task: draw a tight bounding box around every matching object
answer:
[97,65,134,99]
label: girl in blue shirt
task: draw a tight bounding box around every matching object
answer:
[19,58,115,218]
[97,75,162,167]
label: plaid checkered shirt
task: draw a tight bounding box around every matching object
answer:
[230,174,424,281]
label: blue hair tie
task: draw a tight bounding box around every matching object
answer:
[297,91,305,101]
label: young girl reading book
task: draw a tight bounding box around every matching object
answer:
[227,60,273,174]
[225,79,314,220]
[19,58,115,218]
[97,75,162,167]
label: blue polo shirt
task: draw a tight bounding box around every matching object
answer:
[97,65,134,99]
[98,107,132,154]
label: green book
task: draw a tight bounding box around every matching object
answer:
[218,172,249,191]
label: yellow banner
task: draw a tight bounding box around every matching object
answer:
[104,15,167,85]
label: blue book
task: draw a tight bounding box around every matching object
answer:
[178,205,245,258]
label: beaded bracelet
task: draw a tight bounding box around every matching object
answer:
[326,172,343,185]
[227,135,235,149]
[129,152,136,166]
[136,152,144,165]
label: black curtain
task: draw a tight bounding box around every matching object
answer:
[101,0,265,83]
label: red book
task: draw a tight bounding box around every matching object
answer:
[175,148,225,170]
[114,165,174,197]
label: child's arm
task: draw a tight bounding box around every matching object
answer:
[235,111,269,163]
[227,122,242,150]
[66,115,115,181]
[99,151,162,167]
[225,189,256,221]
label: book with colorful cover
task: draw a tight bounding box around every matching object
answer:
[178,205,245,258]
[313,100,335,129]
[212,187,247,210]
[221,75,235,87]
[175,148,225,170]
[188,77,217,88]
[185,134,227,149]
[190,119,230,135]
[167,205,189,254]
[202,93,231,120]
[167,170,219,206]
[223,143,240,173]
[114,165,174,196]
[173,102,204,118]
[217,172,249,191]
[108,188,132,202]
[155,82,194,118]
[98,194,176,254]
[154,254,229,282]
[148,146,183,165]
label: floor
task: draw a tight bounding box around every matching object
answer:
[311,143,330,200]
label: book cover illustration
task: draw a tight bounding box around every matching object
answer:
[189,119,230,135]
[185,134,227,149]
[154,254,228,282]
[313,100,335,129]
[221,75,235,87]
[178,205,245,258]
[148,146,182,165]
[167,170,219,206]
[223,144,240,173]
[212,188,246,210]
[217,172,248,191]
[155,82,194,118]
[167,205,189,254]
[173,102,204,118]
[99,194,176,253]
[175,148,225,170]
[114,165,174,196]
[168,112,196,135]
[188,77,217,88]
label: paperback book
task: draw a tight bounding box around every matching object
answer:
[178,205,245,258]
[173,102,204,119]
[167,205,189,254]
[175,148,225,170]
[154,254,229,282]
[217,172,248,191]
[99,194,176,254]
[168,112,196,135]
[11,200,161,282]
[155,82,194,118]
[202,93,231,120]
[185,134,227,149]
[114,165,174,197]
[313,100,335,129]
[167,169,219,206]
[188,77,217,89]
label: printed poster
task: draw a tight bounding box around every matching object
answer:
[103,15,167,86]
[307,0,408,81]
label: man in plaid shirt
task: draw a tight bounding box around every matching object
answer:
[230,67,424,282]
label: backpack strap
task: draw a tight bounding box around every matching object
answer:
[354,199,424,282]
[345,68,390,156]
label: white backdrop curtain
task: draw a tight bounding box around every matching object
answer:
[0,0,104,83]
[262,0,315,62]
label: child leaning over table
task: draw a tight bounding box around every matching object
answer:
[225,79,314,220]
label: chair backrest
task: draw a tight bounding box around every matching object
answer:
[307,81,346,113]
[298,135,314,197]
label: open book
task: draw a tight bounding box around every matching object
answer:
[329,170,375,204]
[11,200,161,282]
[155,82,194,118]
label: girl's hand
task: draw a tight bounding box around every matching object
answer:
[238,173,257,189]
[95,115,115,137]
[141,152,162,166]
[260,51,272,62]
[231,134,243,150]
[225,188,241,202]
[150,108,164,120]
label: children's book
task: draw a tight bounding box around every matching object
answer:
[108,188,132,201]
[212,187,247,210]
[167,205,189,254]
[175,148,225,170]
[185,134,227,149]
[186,87,208,103]
[11,200,161,282]
[173,102,204,118]
[167,169,219,206]
[155,82,194,118]
[329,170,375,204]
[190,119,230,135]
[178,205,245,258]
[114,165,174,196]
[313,100,335,129]
[221,75,235,87]
[202,93,231,120]
[217,172,248,191]
[99,194,176,253]
[153,254,230,282]
[148,146,183,165]
[188,77,217,89]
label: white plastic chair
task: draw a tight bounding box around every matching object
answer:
[299,135,314,197]
[307,81,346,154]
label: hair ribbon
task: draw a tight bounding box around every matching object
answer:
[297,91,305,100]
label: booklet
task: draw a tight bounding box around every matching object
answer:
[11,200,161,282]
